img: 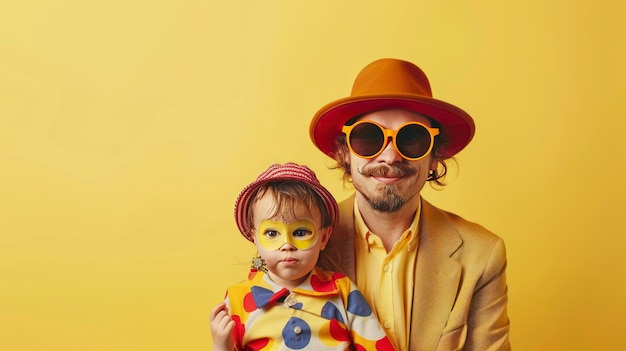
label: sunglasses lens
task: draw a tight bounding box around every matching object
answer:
[348,122,385,157]
[396,124,432,159]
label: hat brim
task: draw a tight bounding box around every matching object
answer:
[310,94,475,160]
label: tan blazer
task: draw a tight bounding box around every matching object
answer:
[318,195,511,351]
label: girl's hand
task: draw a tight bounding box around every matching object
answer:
[210,302,235,351]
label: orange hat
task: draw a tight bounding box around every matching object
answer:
[234,162,338,242]
[310,58,475,159]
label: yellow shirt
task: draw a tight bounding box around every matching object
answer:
[354,200,420,351]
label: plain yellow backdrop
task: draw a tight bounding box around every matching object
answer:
[1,1,625,350]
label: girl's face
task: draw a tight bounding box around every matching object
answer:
[251,190,331,290]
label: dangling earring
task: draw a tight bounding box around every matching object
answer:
[427,170,435,181]
[251,254,268,273]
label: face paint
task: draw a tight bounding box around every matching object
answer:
[256,219,319,251]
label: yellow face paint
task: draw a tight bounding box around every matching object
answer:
[256,219,319,251]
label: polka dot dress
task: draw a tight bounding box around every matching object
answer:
[224,267,395,350]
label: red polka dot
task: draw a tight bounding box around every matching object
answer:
[354,344,367,351]
[311,274,336,292]
[328,319,350,342]
[243,292,257,312]
[376,336,395,350]
[248,269,258,280]
[332,272,346,280]
[247,338,269,350]
[231,315,246,350]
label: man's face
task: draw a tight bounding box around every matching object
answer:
[347,109,436,213]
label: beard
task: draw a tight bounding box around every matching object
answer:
[365,184,405,212]
[355,163,418,213]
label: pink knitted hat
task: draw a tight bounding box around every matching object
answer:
[234,163,338,242]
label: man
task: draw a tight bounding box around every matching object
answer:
[309,58,510,351]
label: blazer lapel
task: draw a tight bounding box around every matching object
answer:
[409,199,463,351]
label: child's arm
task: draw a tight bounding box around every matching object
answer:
[209,302,235,351]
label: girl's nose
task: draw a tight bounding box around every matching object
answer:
[279,242,296,251]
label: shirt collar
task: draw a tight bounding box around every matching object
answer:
[354,198,421,252]
[247,266,340,304]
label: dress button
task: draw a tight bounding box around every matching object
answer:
[294,325,302,334]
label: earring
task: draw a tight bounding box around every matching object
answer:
[251,254,268,273]
[427,170,435,181]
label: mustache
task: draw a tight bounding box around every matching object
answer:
[358,163,417,177]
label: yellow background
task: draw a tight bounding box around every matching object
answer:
[1,1,625,350]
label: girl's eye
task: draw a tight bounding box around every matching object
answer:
[264,230,280,238]
[293,229,313,238]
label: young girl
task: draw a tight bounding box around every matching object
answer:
[210,162,394,351]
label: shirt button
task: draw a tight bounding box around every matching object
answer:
[384,321,391,329]
[383,265,389,272]
[294,326,302,334]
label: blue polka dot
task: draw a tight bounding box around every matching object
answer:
[347,290,372,317]
[292,302,303,309]
[282,317,311,349]
[321,301,345,323]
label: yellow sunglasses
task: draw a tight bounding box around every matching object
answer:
[342,120,439,161]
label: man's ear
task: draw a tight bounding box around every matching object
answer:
[430,158,439,173]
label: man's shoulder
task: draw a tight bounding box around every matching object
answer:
[422,199,503,246]
[421,200,507,272]
[337,195,354,210]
